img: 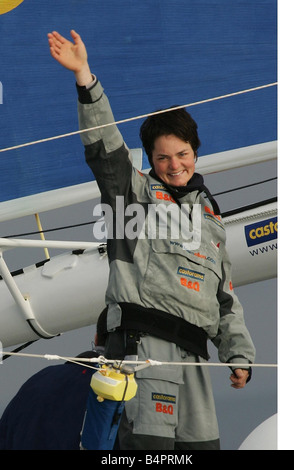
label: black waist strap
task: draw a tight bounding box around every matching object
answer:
[98,303,209,360]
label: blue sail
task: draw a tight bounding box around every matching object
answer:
[0,0,277,203]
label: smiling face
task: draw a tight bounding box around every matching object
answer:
[151,134,196,187]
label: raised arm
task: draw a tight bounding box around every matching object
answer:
[48,30,92,86]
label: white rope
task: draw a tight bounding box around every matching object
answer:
[0,82,277,154]
[0,84,278,371]
[2,351,277,369]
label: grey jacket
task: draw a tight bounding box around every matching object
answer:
[77,78,255,366]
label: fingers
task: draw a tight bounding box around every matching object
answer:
[230,377,244,389]
[230,369,249,389]
[47,29,87,73]
[48,33,62,58]
[48,31,65,48]
[70,29,80,43]
[48,30,82,55]
[49,31,66,43]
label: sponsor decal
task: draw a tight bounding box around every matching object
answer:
[245,216,277,247]
[204,205,221,221]
[180,278,199,291]
[152,393,176,403]
[204,206,224,230]
[150,184,176,202]
[152,392,176,416]
[150,183,166,191]
[249,243,277,256]
[170,241,216,264]
[155,403,174,415]
[177,266,205,282]
[177,267,204,292]
[155,191,175,203]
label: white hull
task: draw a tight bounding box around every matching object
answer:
[224,200,277,286]
[0,200,277,348]
[0,247,109,347]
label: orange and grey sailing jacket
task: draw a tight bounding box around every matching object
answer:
[77,77,255,366]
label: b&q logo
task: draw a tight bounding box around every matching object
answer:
[245,216,277,247]
[155,191,175,204]
[177,266,205,293]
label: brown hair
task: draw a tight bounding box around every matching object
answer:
[140,107,201,167]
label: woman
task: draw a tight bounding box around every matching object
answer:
[48,30,255,450]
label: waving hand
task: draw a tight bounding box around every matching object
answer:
[48,30,92,86]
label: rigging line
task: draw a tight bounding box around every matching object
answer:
[2,340,39,361]
[212,177,277,197]
[2,351,277,369]
[53,356,100,372]
[222,196,277,219]
[3,220,96,239]
[0,82,277,154]
[3,179,277,239]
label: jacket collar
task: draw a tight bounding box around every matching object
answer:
[149,168,221,215]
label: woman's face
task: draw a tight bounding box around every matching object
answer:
[151,134,196,187]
